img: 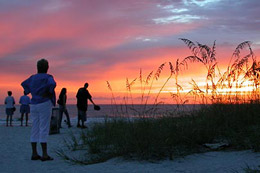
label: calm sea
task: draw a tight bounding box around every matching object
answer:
[0,104,202,125]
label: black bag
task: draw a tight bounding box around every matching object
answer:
[12,107,16,112]
[94,105,101,111]
[57,99,61,105]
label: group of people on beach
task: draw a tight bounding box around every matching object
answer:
[4,58,98,161]
[4,91,30,126]
[5,85,96,128]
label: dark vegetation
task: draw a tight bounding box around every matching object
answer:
[57,39,260,165]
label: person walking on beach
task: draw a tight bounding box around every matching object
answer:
[19,91,31,126]
[21,59,56,161]
[76,83,96,128]
[57,88,72,128]
[4,91,15,127]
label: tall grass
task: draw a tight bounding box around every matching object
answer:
[57,103,260,164]
[178,39,259,104]
[107,39,260,116]
[57,39,260,164]
[106,62,174,117]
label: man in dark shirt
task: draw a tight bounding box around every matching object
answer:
[76,83,96,128]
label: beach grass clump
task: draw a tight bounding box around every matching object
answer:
[57,39,260,164]
[196,103,260,151]
[57,103,260,164]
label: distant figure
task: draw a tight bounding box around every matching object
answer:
[76,83,96,128]
[4,91,15,127]
[57,88,72,128]
[19,91,31,126]
[21,59,56,161]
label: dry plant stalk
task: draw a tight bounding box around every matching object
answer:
[107,39,259,118]
[180,38,259,104]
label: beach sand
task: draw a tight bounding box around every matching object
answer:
[0,120,260,173]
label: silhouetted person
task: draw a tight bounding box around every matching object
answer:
[57,88,72,128]
[76,83,96,128]
[21,59,56,161]
[19,91,31,126]
[4,91,15,127]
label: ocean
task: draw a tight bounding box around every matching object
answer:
[0,104,108,123]
[0,104,201,125]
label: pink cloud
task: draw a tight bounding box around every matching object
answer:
[0,0,259,103]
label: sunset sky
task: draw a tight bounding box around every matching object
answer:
[0,0,259,104]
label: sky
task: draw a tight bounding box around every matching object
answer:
[0,0,259,104]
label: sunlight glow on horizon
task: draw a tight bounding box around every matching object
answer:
[0,0,259,104]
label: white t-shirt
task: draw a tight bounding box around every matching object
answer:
[5,96,15,108]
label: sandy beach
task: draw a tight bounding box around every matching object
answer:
[0,120,259,173]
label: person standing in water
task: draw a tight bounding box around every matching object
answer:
[21,59,56,161]
[57,88,72,128]
[19,91,31,126]
[4,91,15,127]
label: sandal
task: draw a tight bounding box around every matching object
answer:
[31,155,41,160]
[41,156,54,161]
